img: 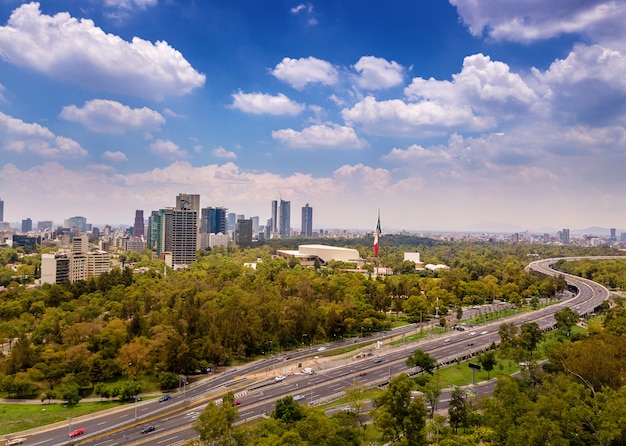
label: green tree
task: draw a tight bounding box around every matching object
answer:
[193,391,239,445]
[448,388,468,434]
[406,349,437,375]
[477,350,497,379]
[373,374,426,444]
[273,395,306,424]
[518,322,543,360]
[554,307,579,336]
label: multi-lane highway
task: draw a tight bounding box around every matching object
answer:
[9,256,618,446]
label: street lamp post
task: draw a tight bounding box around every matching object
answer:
[68,417,72,440]
[361,326,364,338]
[134,395,138,420]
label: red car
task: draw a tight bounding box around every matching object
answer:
[69,428,84,438]
[357,371,367,377]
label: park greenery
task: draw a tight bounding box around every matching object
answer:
[1,236,626,444]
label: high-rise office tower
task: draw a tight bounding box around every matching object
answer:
[155,205,198,267]
[610,228,617,242]
[0,198,3,222]
[271,200,278,234]
[561,228,570,245]
[279,199,290,237]
[201,207,228,234]
[147,211,159,249]
[22,218,32,233]
[176,194,200,250]
[301,203,312,236]
[67,216,87,233]
[235,218,253,247]
[227,213,236,231]
[133,210,144,237]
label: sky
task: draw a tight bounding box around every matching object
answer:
[1,0,626,233]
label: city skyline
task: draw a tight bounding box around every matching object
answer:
[1,2,626,232]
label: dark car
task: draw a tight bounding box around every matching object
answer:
[373,357,383,363]
[159,394,171,402]
[141,425,156,434]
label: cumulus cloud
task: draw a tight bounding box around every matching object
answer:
[0,3,205,100]
[212,146,237,159]
[272,124,368,149]
[60,99,166,133]
[231,91,305,115]
[450,0,626,43]
[344,53,541,136]
[381,144,453,164]
[271,57,339,90]
[0,111,88,157]
[353,56,405,90]
[533,44,626,125]
[406,54,538,115]
[342,96,494,136]
[103,150,128,162]
[148,139,188,160]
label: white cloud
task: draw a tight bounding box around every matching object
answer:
[0,111,87,157]
[271,57,339,90]
[533,44,626,125]
[344,54,541,136]
[103,150,128,162]
[231,91,305,115]
[381,144,453,164]
[212,146,237,159]
[272,123,368,149]
[60,99,166,133]
[0,3,205,100]
[148,139,188,160]
[405,54,538,115]
[353,56,405,90]
[450,0,626,43]
[342,96,494,136]
[104,0,157,9]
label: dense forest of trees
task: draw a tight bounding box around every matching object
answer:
[0,237,624,443]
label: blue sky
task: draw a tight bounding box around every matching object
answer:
[1,0,626,233]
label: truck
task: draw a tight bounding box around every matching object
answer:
[302,367,314,375]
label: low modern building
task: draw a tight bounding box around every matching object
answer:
[276,244,361,266]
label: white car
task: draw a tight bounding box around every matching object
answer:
[274,374,286,382]
[480,330,488,335]
[293,394,305,401]
[317,346,327,352]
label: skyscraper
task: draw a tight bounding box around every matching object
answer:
[22,218,32,233]
[67,216,87,233]
[271,200,278,234]
[561,228,570,245]
[176,193,201,250]
[133,210,144,237]
[279,199,290,237]
[301,203,312,236]
[235,218,253,247]
[0,197,3,222]
[155,206,198,267]
[201,207,228,234]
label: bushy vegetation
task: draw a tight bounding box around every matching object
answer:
[0,238,619,413]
